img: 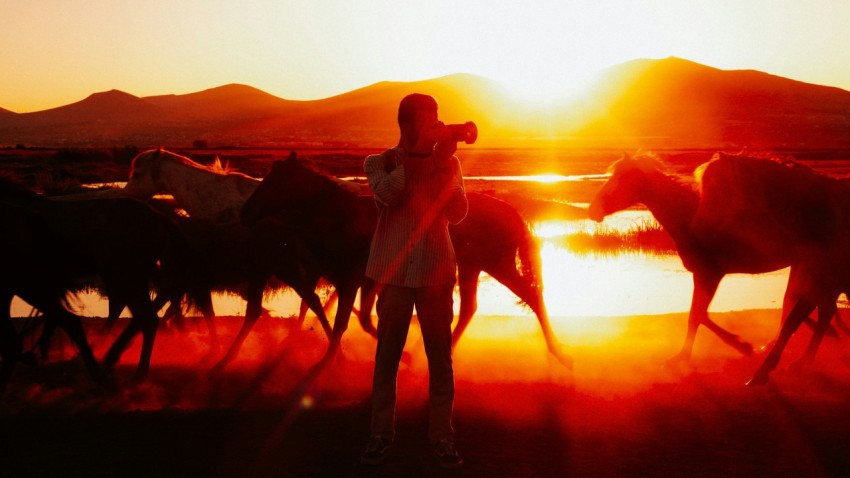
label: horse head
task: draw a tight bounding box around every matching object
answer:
[125,148,166,196]
[588,153,667,222]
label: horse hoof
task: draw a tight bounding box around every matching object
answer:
[665,353,690,368]
[553,350,574,370]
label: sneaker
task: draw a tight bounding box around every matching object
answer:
[433,439,463,469]
[360,435,392,465]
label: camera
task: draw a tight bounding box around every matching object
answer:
[444,121,478,144]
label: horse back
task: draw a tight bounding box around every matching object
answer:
[695,154,839,253]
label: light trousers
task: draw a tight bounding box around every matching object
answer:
[369,282,455,444]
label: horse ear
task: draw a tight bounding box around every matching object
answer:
[621,152,631,161]
[287,150,297,162]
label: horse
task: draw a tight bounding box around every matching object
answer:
[0,198,103,393]
[588,153,835,363]
[0,175,193,381]
[241,152,571,367]
[690,153,850,385]
[125,148,366,223]
[127,148,569,367]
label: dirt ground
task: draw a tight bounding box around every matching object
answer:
[2,310,850,478]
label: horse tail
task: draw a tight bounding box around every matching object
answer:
[516,216,544,294]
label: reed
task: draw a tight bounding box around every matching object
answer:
[563,219,678,255]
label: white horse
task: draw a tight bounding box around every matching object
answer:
[125,148,367,222]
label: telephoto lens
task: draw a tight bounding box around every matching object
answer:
[446,121,478,144]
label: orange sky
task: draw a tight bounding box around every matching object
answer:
[2,0,850,113]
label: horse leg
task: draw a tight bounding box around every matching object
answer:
[103,300,126,331]
[196,292,219,353]
[357,279,377,339]
[123,294,160,381]
[280,271,332,338]
[322,283,358,364]
[210,280,265,375]
[102,316,139,372]
[48,304,103,382]
[293,287,333,339]
[795,296,838,367]
[452,266,480,350]
[297,300,310,327]
[672,272,751,362]
[486,262,572,367]
[102,292,157,379]
[33,314,58,362]
[153,291,187,333]
[0,291,22,393]
[748,299,816,386]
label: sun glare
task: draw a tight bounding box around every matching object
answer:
[530,173,570,184]
[497,68,598,106]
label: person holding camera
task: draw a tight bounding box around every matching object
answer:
[360,93,472,469]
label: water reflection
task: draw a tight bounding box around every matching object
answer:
[529,210,790,318]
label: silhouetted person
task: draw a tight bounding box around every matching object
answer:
[360,94,468,468]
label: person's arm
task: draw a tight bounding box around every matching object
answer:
[365,153,405,206]
[443,157,467,224]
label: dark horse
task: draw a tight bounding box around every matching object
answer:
[241,152,570,367]
[0,198,103,393]
[0,176,192,382]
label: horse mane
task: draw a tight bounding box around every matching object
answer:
[130,148,257,180]
[607,151,668,176]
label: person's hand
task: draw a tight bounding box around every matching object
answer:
[433,139,457,164]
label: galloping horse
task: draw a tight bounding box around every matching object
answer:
[124,149,334,373]
[241,152,571,366]
[0,197,102,392]
[589,153,846,383]
[589,154,807,358]
[128,149,570,367]
[0,175,192,381]
[692,153,850,385]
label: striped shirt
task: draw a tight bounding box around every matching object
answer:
[364,146,468,287]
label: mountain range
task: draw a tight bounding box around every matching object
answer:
[2,57,850,149]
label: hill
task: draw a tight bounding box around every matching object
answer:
[576,57,850,148]
[1,58,849,148]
